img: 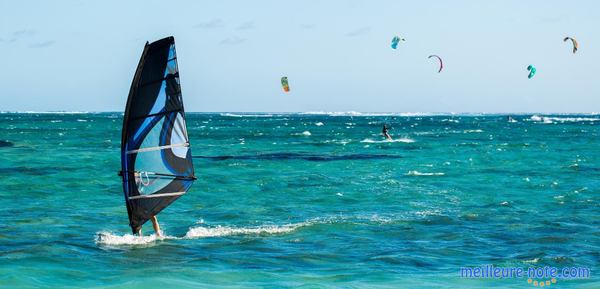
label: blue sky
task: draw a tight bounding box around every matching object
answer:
[0,0,598,112]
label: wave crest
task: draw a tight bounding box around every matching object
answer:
[95,231,166,246]
[299,111,440,117]
[184,223,306,239]
[406,170,445,176]
[530,115,600,123]
[95,215,399,247]
[220,113,274,117]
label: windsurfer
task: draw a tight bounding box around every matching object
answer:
[382,125,392,141]
[121,37,195,239]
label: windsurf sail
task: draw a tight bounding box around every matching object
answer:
[120,36,196,234]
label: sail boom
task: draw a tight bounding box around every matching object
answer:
[119,170,196,180]
[128,192,186,200]
[126,142,189,154]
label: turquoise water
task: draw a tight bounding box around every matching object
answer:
[0,112,598,288]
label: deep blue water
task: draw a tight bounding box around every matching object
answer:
[0,112,598,288]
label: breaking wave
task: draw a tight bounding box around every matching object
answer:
[220,113,274,117]
[299,111,441,117]
[360,138,415,143]
[95,213,456,247]
[414,129,482,136]
[406,170,445,176]
[463,129,483,133]
[95,222,310,246]
[185,223,306,238]
[530,115,600,123]
[95,232,168,246]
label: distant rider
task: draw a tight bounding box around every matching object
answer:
[382,125,392,141]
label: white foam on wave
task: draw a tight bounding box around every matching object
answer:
[0,111,91,114]
[299,111,441,117]
[415,129,481,136]
[530,115,543,122]
[185,215,402,239]
[184,223,306,239]
[323,139,352,145]
[315,122,324,126]
[524,258,540,264]
[95,215,406,247]
[292,131,312,136]
[530,115,600,123]
[414,209,443,217]
[547,116,599,122]
[300,111,365,116]
[442,119,460,123]
[406,170,445,176]
[96,221,310,247]
[95,231,169,246]
[360,138,415,143]
[220,113,274,117]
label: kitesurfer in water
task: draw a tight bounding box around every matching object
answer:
[382,125,392,141]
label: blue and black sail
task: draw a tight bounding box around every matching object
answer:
[120,36,195,234]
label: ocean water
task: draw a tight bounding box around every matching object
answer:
[0,112,598,288]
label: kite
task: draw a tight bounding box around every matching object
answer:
[563,37,578,54]
[527,65,536,79]
[428,55,443,73]
[281,76,290,92]
[391,36,405,49]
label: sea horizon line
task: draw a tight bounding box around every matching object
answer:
[1,111,600,116]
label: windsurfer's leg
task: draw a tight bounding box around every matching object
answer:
[151,215,162,237]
